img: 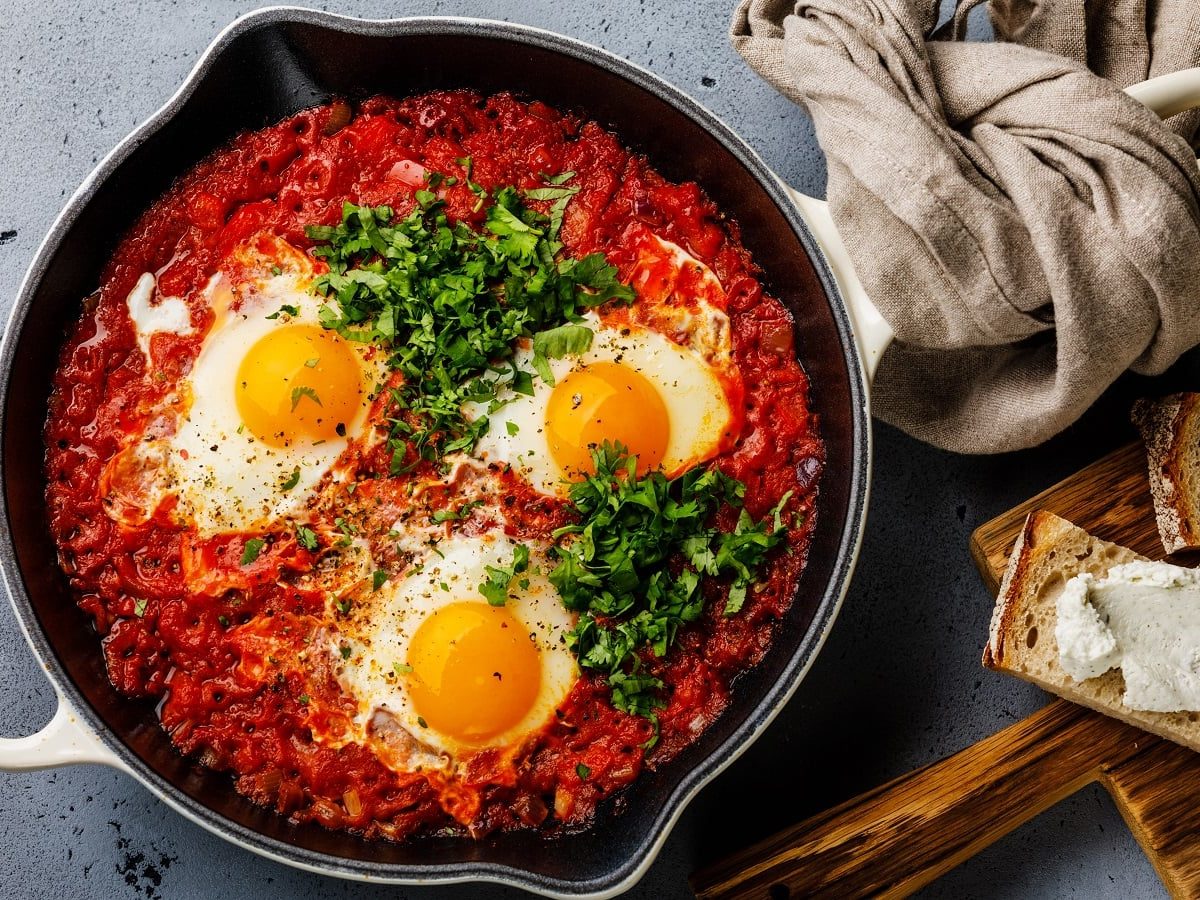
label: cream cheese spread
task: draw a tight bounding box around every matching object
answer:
[1056,560,1200,712]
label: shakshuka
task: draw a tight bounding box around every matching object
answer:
[44,91,824,840]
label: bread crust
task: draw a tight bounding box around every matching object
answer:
[983,510,1200,753]
[1132,393,1200,554]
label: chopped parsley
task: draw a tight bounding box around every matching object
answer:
[372,570,388,591]
[417,716,428,729]
[304,173,634,469]
[393,662,413,676]
[298,694,310,706]
[290,385,322,412]
[218,614,230,627]
[240,538,265,566]
[431,499,483,523]
[479,544,531,606]
[548,444,790,729]
[531,322,593,385]
[265,303,298,320]
[339,644,352,660]
[576,763,591,780]
[132,598,148,618]
[296,525,319,551]
[280,467,301,491]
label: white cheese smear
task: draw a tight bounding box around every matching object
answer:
[1056,561,1200,712]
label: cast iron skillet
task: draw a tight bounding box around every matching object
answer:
[0,9,873,898]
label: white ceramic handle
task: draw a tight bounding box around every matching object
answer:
[0,687,126,772]
[784,66,1200,384]
[785,186,893,383]
[1125,67,1200,119]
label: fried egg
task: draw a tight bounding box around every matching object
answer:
[329,531,577,769]
[469,309,739,497]
[118,238,388,536]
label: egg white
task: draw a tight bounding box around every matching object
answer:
[468,310,737,498]
[123,249,387,537]
[329,531,578,767]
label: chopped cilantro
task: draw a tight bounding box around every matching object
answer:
[298,694,310,706]
[505,420,520,436]
[280,467,301,490]
[217,614,230,627]
[336,598,352,615]
[304,174,635,468]
[372,570,388,591]
[393,662,413,676]
[479,544,531,606]
[339,644,352,660]
[133,598,148,618]
[240,538,265,566]
[576,763,591,780]
[290,385,322,412]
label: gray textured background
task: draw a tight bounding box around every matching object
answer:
[0,2,1190,898]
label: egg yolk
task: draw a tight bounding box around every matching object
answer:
[236,324,363,447]
[545,361,670,477]
[407,601,542,745]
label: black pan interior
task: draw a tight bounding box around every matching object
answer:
[1,14,865,893]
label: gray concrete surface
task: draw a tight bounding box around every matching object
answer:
[0,2,1184,898]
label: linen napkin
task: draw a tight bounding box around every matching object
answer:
[732,0,1200,452]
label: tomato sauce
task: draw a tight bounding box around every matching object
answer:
[43,91,824,841]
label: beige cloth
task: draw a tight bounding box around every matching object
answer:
[732,0,1200,453]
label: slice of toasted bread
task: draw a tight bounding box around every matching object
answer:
[1132,393,1200,554]
[983,510,1200,752]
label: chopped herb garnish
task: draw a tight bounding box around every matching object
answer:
[417,716,428,729]
[479,544,531,606]
[133,598,148,618]
[304,174,634,468]
[270,265,283,276]
[340,644,352,660]
[298,694,310,706]
[280,467,301,490]
[431,499,483,523]
[549,444,789,729]
[290,385,322,412]
[372,570,388,591]
[240,538,265,566]
[530,323,593,386]
[265,303,299,320]
[218,614,230,627]
[506,420,520,436]
[336,598,352,615]
[393,662,413,676]
[304,356,320,368]
[296,525,319,551]
[576,763,591,780]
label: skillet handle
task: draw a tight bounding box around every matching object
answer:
[1126,66,1200,122]
[784,186,893,384]
[782,65,1200,386]
[0,687,127,772]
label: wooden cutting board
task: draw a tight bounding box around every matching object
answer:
[691,442,1200,899]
